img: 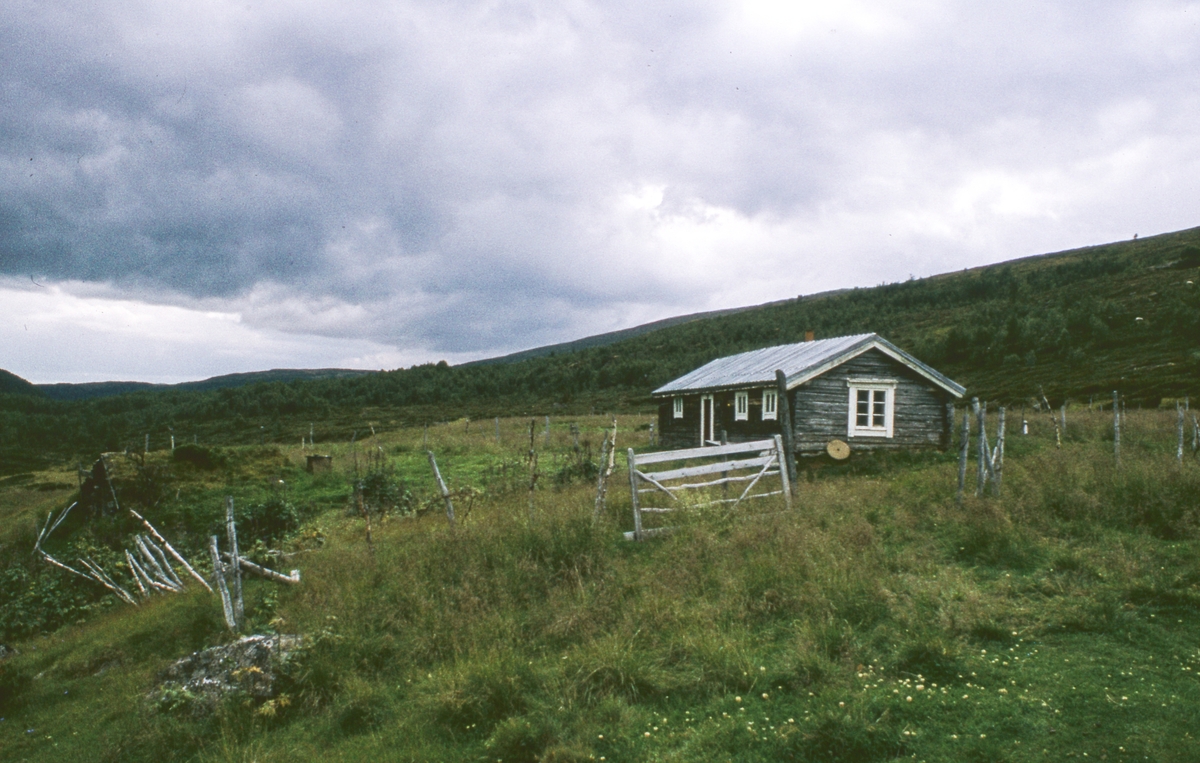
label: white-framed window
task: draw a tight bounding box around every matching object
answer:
[673,396,684,419]
[847,379,896,438]
[762,389,778,420]
[734,391,749,421]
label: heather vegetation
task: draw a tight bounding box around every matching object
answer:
[2,409,1199,762]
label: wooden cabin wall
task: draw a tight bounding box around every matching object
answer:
[657,391,785,448]
[657,397,696,449]
[791,349,950,454]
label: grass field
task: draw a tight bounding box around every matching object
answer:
[2,409,1199,762]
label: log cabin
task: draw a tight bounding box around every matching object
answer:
[653,333,965,454]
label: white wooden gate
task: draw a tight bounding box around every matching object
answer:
[625,436,792,541]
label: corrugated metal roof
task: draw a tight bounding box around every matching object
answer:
[652,333,965,397]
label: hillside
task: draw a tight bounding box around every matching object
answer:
[461,298,802,366]
[0,369,41,398]
[1,226,1198,469]
[35,368,373,402]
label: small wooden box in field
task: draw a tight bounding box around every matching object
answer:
[306,455,333,474]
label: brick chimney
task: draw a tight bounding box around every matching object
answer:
[804,331,815,342]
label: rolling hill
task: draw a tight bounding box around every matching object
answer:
[1,225,1198,467]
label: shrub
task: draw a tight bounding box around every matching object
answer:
[237,497,301,545]
[171,444,222,470]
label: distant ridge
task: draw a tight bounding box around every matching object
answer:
[0,368,42,397]
[36,368,372,401]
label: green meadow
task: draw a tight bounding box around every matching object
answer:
[2,409,1200,762]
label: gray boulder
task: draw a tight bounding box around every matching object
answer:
[152,634,301,714]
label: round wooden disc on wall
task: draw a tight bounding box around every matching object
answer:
[826,439,850,460]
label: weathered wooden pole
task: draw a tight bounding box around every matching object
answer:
[125,550,148,598]
[225,497,243,627]
[426,451,455,526]
[128,509,212,592]
[593,417,619,521]
[593,432,612,521]
[773,434,793,511]
[627,448,643,541]
[974,398,987,496]
[993,407,1006,495]
[495,417,500,444]
[1113,391,1121,466]
[956,407,970,506]
[209,536,236,630]
[775,370,798,492]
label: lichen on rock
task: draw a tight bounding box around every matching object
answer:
[151,634,301,714]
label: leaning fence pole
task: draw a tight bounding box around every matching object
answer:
[956,407,970,506]
[627,448,644,541]
[225,497,244,627]
[128,509,212,593]
[426,451,455,526]
[208,536,236,631]
[1113,390,1121,466]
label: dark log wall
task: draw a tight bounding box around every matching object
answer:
[657,391,784,448]
[658,396,697,449]
[791,348,951,453]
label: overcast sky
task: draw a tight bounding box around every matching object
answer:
[2,1,1198,384]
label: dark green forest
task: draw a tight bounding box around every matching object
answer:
[2,227,1198,472]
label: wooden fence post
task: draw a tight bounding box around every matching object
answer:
[974,398,987,496]
[495,417,500,444]
[956,407,970,507]
[209,536,236,631]
[775,370,798,492]
[594,417,618,521]
[594,433,612,521]
[773,434,793,511]
[627,448,643,541]
[225,497,243,627]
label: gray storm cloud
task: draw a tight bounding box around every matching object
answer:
[2,0,1199,371]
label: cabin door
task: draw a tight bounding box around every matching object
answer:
[699,394,716,445]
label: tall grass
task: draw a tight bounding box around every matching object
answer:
[3,409,1200,761]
